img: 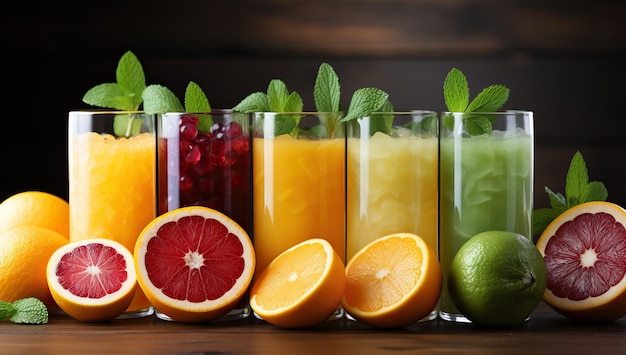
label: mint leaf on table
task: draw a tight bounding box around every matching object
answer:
[532,151,608,236]
[442,67,509,135]
[184,81,213,133]
[0,298,48,325]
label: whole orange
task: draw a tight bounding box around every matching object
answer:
[0,191,69,239]
[0,226,68,310]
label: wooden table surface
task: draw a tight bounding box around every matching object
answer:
[1,302,625,354]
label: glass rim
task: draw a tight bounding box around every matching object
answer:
[441,110,533,115]
[69,110,147,115]
[254,111,345,115]
[162,109,242,115]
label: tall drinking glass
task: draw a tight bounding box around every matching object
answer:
[68,110,156,318]
[346,110,439,322]
[438,110,534,323]
[252,112,346,320]
[157,110,252,321]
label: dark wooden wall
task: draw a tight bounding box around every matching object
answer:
[4,0,626,209]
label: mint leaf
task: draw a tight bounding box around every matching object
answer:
[267,79,290,112]
[82,83,136,111]
[565,151,589,206]
[184,81,211,113]
[9,298,48,324]
[0,301,16,321]
[183,81,213,133]
[464,114,493,136]
[466,85,510,113]
[142,84,184,114]
[115,51,146,110]
[314,62,341,112]
[341,88,389,122]
[443,67,469,112]
[584,181,609,202]
[283,92,304,112]
[233,92,269,113]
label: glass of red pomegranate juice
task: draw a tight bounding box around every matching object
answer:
[157,109,252,321]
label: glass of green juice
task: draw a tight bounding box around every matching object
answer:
[438,110,534,323]
[345,110,439,322]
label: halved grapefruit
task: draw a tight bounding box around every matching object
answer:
[134,206,255,323]
[536,201,626,322]
[46,238,137,322]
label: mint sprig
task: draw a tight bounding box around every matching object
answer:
[0,298,48,325]
[532,151,608,236]
[82,50,184,137]
[442,67,510,135]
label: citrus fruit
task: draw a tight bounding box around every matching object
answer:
[250,238,346,328]
[448,230,547,328]
[0,226,68,310]
[0,191,69,238]
[341,233,442,328]
[46,238,137,322]
[536,201,626,323]
[134,206,255,323]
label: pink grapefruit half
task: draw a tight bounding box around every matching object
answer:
[134,206,255,323]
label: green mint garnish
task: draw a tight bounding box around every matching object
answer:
[340,87,389,122]
[232,92,268,113]
[0,298,48,325]
[532,151,608,235]
[83,51,146,111]
[183,81,213,133]
[142,84,184,115]
[442,67,510,135]
[314,63,341,112]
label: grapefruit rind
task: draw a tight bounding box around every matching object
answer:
[536,201,626,322]
[134,206,255,323]
[46,238,137,322]
[249,238,346,328]
[341,233,442,328]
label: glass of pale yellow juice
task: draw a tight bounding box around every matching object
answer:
[252,112,346,320]
[346,110,439,322]
[68,111,156,318]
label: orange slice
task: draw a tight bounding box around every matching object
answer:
[249,238,346,328]
[46,238,137,322]
[536,201,626,322]
[342,232,442,328]
[134,206,255,323]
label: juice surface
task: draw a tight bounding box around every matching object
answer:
[69,132,156,312]
[346,133,438,260]
[439,132,532,315]
[252,135,345,279]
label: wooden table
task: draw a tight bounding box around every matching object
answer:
[1,302,625,354]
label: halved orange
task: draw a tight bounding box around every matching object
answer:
[249,238,346,328]
[536,201,626,322]
[134,206,255,323]
[342,232,442,328]
[46,238,137,322]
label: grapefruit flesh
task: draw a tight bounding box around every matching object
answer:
[537,201,626,322]
[135,206,255,322]
[46,238,137,322]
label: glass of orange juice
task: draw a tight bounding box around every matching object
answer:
[345,110,439,322]
[68,110,156,318]
[252,112,346,320]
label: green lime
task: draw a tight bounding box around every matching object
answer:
[448,230,547,328]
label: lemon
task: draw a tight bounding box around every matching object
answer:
[448,230,547,328]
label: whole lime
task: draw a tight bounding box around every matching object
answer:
[448,230,547,328]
